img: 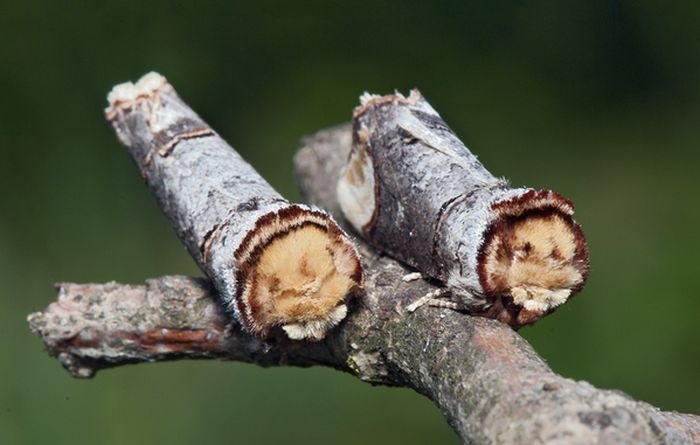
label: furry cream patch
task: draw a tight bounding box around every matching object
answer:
[105,71,171,118]
[337,124,377,234]
[241,223,360,339]
[355,89,422,117]
[482,213,584,314]
[282,305,348,340]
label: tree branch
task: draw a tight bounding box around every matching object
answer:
[27,276,339,377]
[28,112,699,444]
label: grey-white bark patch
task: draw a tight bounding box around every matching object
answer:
[348,351,388,382]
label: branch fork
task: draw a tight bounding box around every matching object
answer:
[27,75,700,444]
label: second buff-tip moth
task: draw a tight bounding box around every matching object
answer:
[337,91,589,328]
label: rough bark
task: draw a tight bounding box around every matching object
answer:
[27,121,700,444]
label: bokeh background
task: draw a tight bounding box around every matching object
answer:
[2,1,699,444]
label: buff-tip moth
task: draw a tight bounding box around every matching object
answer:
[106,72,362,340]
[337,90,588,327]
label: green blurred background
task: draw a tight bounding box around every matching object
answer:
[1,1,699,444]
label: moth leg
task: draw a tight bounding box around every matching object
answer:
[425,298,463,310]
[406,287,453,312]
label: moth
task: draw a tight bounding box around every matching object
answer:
[337,90,588,327]
[106,72,362,340]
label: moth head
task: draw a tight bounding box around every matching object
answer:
[477,190,589,327]
[234,206,363,340]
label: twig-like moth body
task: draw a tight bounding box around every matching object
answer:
[337,91,588,327]
[105,72,362,340]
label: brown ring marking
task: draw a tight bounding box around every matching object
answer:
[232,206,362,335]
[475,192,589,327]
